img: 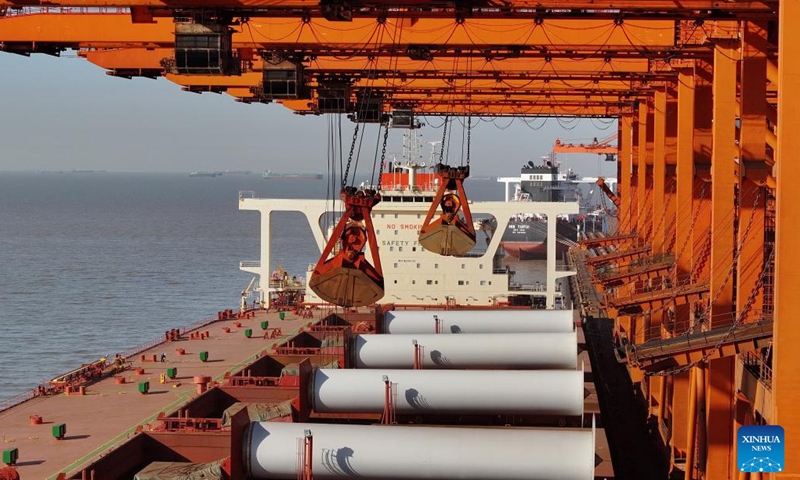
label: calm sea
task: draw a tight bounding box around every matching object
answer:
[0,172,546,401]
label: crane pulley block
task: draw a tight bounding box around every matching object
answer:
[350,90,386,124]
[309,188,385,307]
[316,81,351,114]
[173,23,238,76]
[258,60,310,100]
[418,164,476,256]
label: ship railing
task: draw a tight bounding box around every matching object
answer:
[225,375,281,387]
[5,6,130,15]
[1,313,224,413]
[604,273,695,300]
[116,315,220,360]
[741,348,773,391]
[555,264,575,271]
[238,190,256,200]
[0,390,36,414]
[240,260,261,269]
[632,311,772,357]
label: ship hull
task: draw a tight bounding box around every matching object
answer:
[500,241,569,260]
[499,220,577,260]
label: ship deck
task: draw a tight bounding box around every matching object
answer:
[1,307,616,479]
[0,310,312,480]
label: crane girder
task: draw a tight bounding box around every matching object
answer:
[165,69,648,95]
[0,13,682,50]
[81,48,676,85]
[275,98,628,117]
[0,2,778,19]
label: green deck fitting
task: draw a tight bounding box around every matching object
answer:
[2,447,18,465]
[52,423,66,439]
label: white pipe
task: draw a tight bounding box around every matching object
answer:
[247,421,596,480]
[354,332,577,370]
[312,369,584,416]
[383,309,575,334]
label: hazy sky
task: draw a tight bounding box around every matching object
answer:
[0,53,619,177]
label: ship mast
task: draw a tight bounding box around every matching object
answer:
[393,131,428,191]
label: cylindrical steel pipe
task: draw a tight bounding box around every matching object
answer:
[247,422,596,480]
[312,369,584,416]
[383,309,575,334]
[354,332,577,370]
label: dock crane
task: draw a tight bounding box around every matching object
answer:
[595,177,621,208]
[553,133,618,161]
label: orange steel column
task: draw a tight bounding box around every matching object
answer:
[652,87,667,253]
[704,41,739,480]
[685,366,699,480]
[664,86,679,254]
[692,66,713,289]
[618,114,633,235]
[637,100,650,241]
[696,364,708,477]
[774,0,800,476]
[736,21,768,319]
[708,40,738,327]
[676,67,696,277]
[672,371,691,460]
[630,115,640,236]
[705,356,736,479]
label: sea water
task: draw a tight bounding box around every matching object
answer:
[0,172,549,401]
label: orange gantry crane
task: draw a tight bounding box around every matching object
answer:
[0,1,795,479]
[553,133,618,161]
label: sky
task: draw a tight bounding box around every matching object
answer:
[0,52,619,178]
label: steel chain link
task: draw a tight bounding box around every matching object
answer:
[376,124,389,191]
[342,123,360,189]
[627,186,767,376]
[439,116,449,164]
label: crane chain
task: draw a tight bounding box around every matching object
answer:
[439,116,449,165]
[628,186,767,376]
[376,124,389,191]
[466,116,472,166]
[342,123,360,189]
[640,247,774,378]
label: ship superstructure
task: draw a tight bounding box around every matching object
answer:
[495,156,618,259]
[239,178,577,310]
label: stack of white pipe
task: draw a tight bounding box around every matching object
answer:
[353,332,577,369]
[312,368,584,416]
[383,309,575,334]
[247,421,596,480]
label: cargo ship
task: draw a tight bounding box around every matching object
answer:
[0,137,611,480]
[189,171,222,177]
[262,171,323,180]
[496,157,616,260]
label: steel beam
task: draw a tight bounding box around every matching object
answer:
[0,1,778,18]
[653,87,667,253]
[618,114,634,234]
[774,0,800,476]
[705,357,736,479]
[708,39,738,329]
[736,21,768,319]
